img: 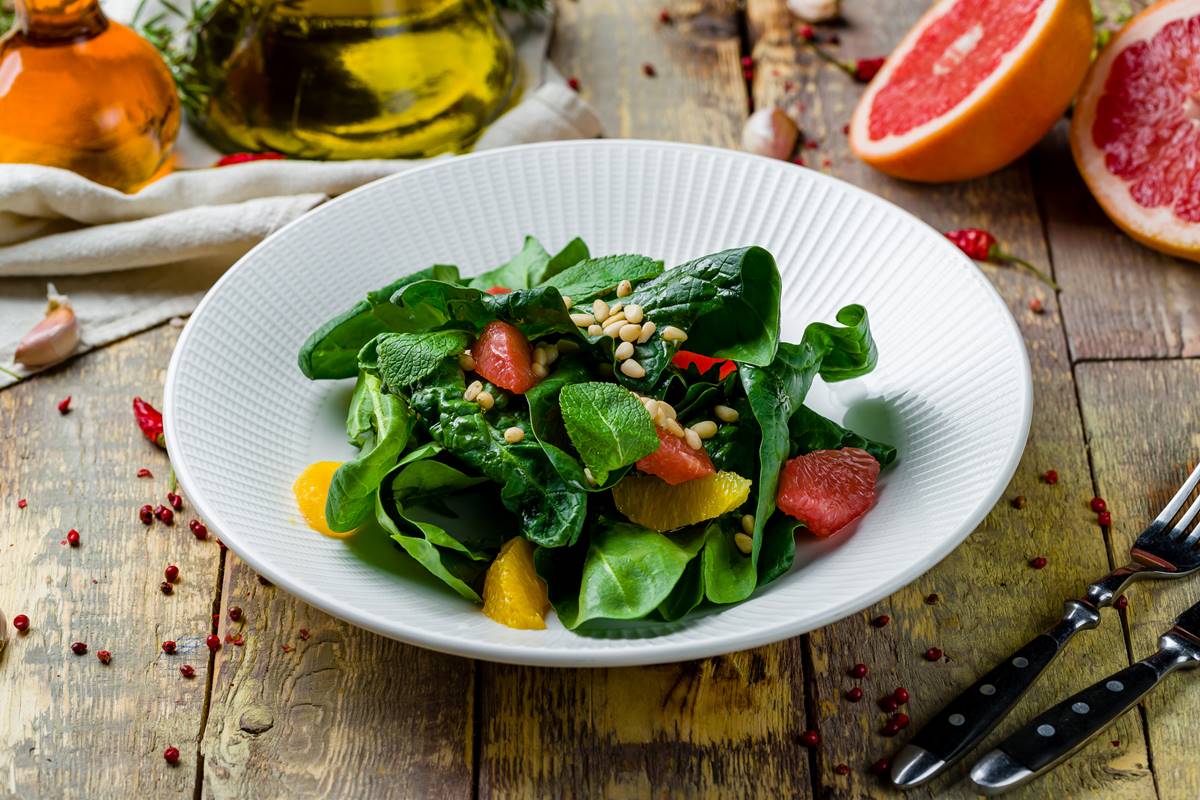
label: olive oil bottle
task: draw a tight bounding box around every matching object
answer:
[189,0,517,159]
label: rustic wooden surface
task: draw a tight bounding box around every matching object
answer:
[2,0,1199,798]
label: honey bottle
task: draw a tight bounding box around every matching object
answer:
[0,0,180,192]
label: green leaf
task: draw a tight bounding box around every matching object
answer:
[700,521,757,604]
[542,237,590,282]
[384,460,497,560]
[468,236,551,290]
[550,520,706,629]
[559,382,659,482]
[366,330,471,390]
[325,373,414,532]
[345,370,375,448]
[757,514,798,587]
[656,556,705,621]
[484,286,584,341]
[788,404,896,467]
[542,254,664,303]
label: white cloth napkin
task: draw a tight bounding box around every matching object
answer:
[0,3,602,388]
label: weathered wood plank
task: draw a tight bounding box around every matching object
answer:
[0,325,218,798]
[745,1,1154,797]
[1033,0,1200,361]
[200,556,474,800]
[1077,359,1200,800]
[478,3,813,799]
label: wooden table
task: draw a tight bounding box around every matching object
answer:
[3,1,1198,797]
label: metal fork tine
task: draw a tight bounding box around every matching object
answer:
[1156,461,1200,527]
[1180,493,1200,547]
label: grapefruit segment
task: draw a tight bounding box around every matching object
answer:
[849,0,1093,182]
[1070,0,1200,261]
[471,320,538,394]
[776,448,880,537]
[636,426,716,485]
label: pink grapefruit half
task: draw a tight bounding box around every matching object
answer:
[1071,0,1200,262]
[849,0,1093,182]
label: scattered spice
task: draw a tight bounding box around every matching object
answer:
[179,664,196,678]
[70,641,88,655]
[1098,510,1112,527]
[881,719,902,737]
[205,633,221,651]
[189,519,208,540]
[1115,595,1129,611]
[853,57,885,82]
[160,582,174,595]
[12,614,29,632]
[1111,740,1121,748]
[800,730,821,748]
[924,646,943,662]
[658,8,671,23]
[1028,297,1045,314]
[834,764,851,776]
[849,662,868,679]
[66,528,80,547]
[137,468,153,479]
[871,614,890,628]
[132,397,166,448]
[870,757,890,775]
[945,229,1060,288]
[842,123,850,135]
[161,640,176,654]
[298,628,311,641]
[893,687,910,704]
[1042,469,1059,485]
[1090,496,1107,513]
[139,504,155,525]
[96,649,112,664]
[228,606,242,622]
[567,76,581,92]
[214,152,285,167]
[232,634,244,646]
[1029,556,1048,569]
[845,687,864,702]
[925,592,939,605]
[57,395,71,414]
[1011,495,1027,509]
[167,492,183,511]
[165,564,179,583]
[879,695,899,713]
[281,644,294,653]
[163,746,180,765]
[641,62,656,77]
[798,24,815,40]
[154,505,175,525]
[17,498,26,509]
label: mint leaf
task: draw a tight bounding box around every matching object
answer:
[559,382,658,481]
[468,236,551,290]
[369,330,471,389]
[542,254,664,302]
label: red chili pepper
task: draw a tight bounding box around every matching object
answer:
[57,395,71,414]
[945,229,1061,289]
[672,351,738,380]
[133,397,166,448]
[485,286,513,295]
[215,152,286,167]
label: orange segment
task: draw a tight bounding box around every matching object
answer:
[293,461,355,539]
[483,537,551,630]
[612,471,752,532]
[849,0,1093,182]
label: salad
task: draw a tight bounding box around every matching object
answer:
[296,237,895,631]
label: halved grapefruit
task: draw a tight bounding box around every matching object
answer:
[1071,0,1200,262]
[849,0,1093,182]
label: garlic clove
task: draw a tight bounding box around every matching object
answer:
[786,0,840,23]
[15,284,79,368]
[741,108,801,161]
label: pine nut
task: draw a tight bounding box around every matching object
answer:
[651,405,666,425]
[609,302,624,315]
[543,347,559,365]
[476,390,495,411]
[603,321,625,338]
[661,325,688,342]
[570,312,596,327]
[562,295,574,310]
[619,323,642,342]
[619,359,646,379]
[664,418,685,438]
[458,353,476,372]
[532,363,549,378]
[592,299,609,320]
[734,533,753,555]
[556,339,580,353]
[615,341,635,360]
[684,429,703,450]
[741,514,755,536]
[714,404,739,423]
[533,347,549,365]
[691,420,718,439]
[624,304,644,324]
[660,402,677,420]
[616,279,633,297]
[637,321,657,344]
[464,380,483,401]
[603,313,627,328]
[503,426,525,444]
[587,324,603,337]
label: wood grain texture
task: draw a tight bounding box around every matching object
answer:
[201,556,474,800]
[745,1,1153,796]
[1033,0,1200,361]
[1077,360,1200,800]
[0,325,218,799]
[476,3,814,799]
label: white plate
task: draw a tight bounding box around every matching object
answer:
[165,140,1031,667]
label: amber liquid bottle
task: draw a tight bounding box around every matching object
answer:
[0,0,180,192]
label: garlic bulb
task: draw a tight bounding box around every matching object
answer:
[741,108,800,161]
[787,0,840,22]
[15,283,79,368]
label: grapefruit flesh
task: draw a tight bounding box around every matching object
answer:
[1071,0,1200,261]
[471,320,538,394]
[636,426,716,485]
[850,0,1093,182]
[776,448,880,537]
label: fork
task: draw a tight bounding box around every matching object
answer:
[970,594,1200,794]
[890,461,1200,789]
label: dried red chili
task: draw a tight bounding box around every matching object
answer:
[133,397,166,448]
[945,229,1060,289]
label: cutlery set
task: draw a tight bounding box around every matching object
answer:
[890,461,1200,794]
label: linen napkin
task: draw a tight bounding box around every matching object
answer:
[0,2,602,388]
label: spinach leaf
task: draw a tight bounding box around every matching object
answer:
[468,236,551,290]
[346,370,375,447]
[484,286,584,340]
[365,330,471,389]
[700,521,757,604]
[705,399,759,479]
[656,556,705,621]
[731,304,878,599]
[410,362,588,548]
[542,254,664,303]
[379,280,490,332]
[549,520,706,629]
[542,237,590,282]
[325,372,414,532]
[757,514,798,587]
[788,404,896,467]
[559,382,659,483]
[298,265,460,379]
